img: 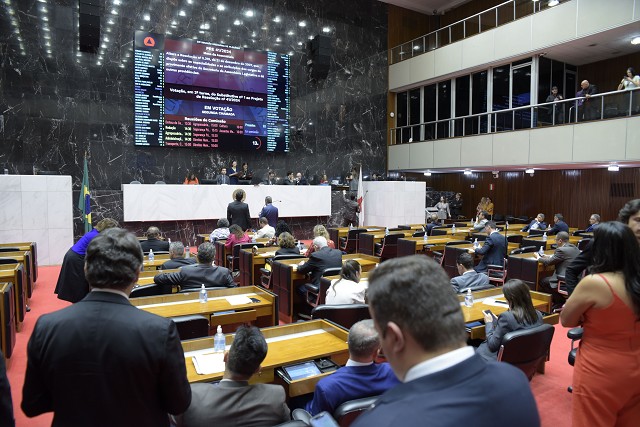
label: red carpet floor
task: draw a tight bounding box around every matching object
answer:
[6,265,574,426]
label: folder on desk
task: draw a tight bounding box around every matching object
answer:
[193,352,225,375]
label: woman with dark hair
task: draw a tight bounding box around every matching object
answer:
[183,172,199,185]
[224,224,251,249]
[228,160,239,185]
[267,220,292,246]
[476,279,543,361]
[325,260,366,305]
[561,221,640,426]
[54,218,120,303]
[238,162,252,183]
[618,67,640,90]
[209,218,230,243]
[275,232,300,256]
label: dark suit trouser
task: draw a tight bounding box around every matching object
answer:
[539,277,565,307]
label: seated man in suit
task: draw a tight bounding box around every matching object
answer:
[450,252,492,293]
[154,242,235,291]
[216,167,230,185]
[255,217,276,239]
[521,213,547,232]
[281,171,295,185]
[471,221,507,273]
[535,231,580,309]
[298,236,343,288]
[547,213,569,235]
[140,226,170,253]
[470,211,489,232]
[22,228,191,426]
[306,319,399,416]
[351,256,539,427]
[160,242,196,270]
[585,213,600,232]
[174,325,290,427]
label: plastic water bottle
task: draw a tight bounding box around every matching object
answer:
[451,224,456,233]
[185,246,190,258]
[168,238,171,244]
[423,232,428,243]
[385,227,389,236]
[464,288,474,307]
[538,246,545,256]
[349,223,353,230]
[506,221,510,229]
[213,325,225,352]
[542,232,548,242]
[148,249,154,263]
[199,284,208,303]
[473,238,479,249]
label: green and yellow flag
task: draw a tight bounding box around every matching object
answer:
[78,157,92,233]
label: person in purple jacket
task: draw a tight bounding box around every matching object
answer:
[54,217,118,303]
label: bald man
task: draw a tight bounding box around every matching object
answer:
[577,80,598,121]
[140,226,170,253]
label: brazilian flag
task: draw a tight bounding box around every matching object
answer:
[78,157,92,233]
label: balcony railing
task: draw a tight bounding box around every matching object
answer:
[390,88,640,145]
[389,0,570,65]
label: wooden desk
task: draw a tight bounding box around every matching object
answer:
[131,286,277,329]
[397,236,462,258]
[0,282,16,360]
[239,246,305,287]
[0,242,37,283]
[327,227,385,248]
[507,250,556,290]
[358,231,413,256]
[0,251,34,298]
[272,254,380,323]
[182,319,349,396]
[0,265,26,331]
[457,287,558,340]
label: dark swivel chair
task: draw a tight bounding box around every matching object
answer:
[170,315,210,340]
[311,304,371,330]
[259,254,304,289]
[333,396,379,427]
[305,267,343,308]
[497,323,555,381]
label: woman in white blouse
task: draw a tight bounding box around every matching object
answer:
[325,260,367,305]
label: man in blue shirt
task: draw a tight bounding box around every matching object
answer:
[306,320,399,415]
[548,213,570,235]
[259,196,279,228]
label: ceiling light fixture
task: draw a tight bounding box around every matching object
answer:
[631,37,640,45]
[322,27,331,33]
[525,168,535,174]
[547,0,559,6]
[298,21,306,27]
[608,164,620,172]
[143,14,150,21]
[216,4,225,11]
[179,10,186,17]
[463,170,472,175]
[424,172,432,177]
[244,10,254,17]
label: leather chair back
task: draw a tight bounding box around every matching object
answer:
[0,248,20,253]
[333,395,379,427]
[497,323,555,381]
[170,314,210,340]
[378,233,402,260]
[311,304,370,330]
[130,284,164,298]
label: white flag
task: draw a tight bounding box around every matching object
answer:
[357,166,364,227]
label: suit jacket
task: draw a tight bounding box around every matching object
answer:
[21,291,191,427]
[351,354,539,427]
[521,220,547,232]
[564,240,592,295]
[160,257,197,270]
[306,363,399,416]
[474,232,507,273]
[298,246,343,286]
[259,204,279,228]
[216,174,230,185]
[342,198,360,225]
[0,349,14,427]
[154,264,236,290]
[227,200,252,231]
[450,271,493,293]
[471,218,488,231]
[548,220,569,235]
[476,310,544,361]
[140,238,170,253]
[175,381,289,427]
[538,243,580,286]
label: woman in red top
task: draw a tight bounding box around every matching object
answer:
[183,172,199,185]
[225,224,251,249]
[305,225,335,257]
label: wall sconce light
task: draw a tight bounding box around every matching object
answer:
[608,164,620,172]
[463,170,472,175]
[525,168,535,176]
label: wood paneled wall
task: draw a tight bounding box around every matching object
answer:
[440,0,504,27]
[387,4,434,49]
[408,167,640,227]
[578,52,640,95]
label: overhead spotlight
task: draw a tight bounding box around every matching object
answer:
[216,4,225,11]
[113,0,121,5]
[273,16,281,23]
[322,27,331,33]
[424,172,432,177]
[547,0,559,6]
[525,168,535,175]
[463,170,472,175]
[298,21,306,27]
[111,9,117,15]
[608,164,620,172]
[632,37,640,45]
[275,37,281,42]
[143,14,150,21]
[179,10,186,16]
[287,30,294,36]
[244,10,254,17]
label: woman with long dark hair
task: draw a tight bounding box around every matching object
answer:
[325,260,366,305]
[561,221,640,426]
[476,279,543,361]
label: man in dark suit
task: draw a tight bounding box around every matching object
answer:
[140,226,170,253]
[297,236,343,288]
[548,213,569,235]
[227,189,252,231]
[536,231,580,308]
[342,192,360,227]
[351,256,539,427]
[21,228,191,426]
[262,170,277,185]
[521,213,547,232]
[216,167,230,185]
[159,241,196,270]
[472,221,507,273]
[577,80,599,121]
[258,196,279,228]
[450,252,493,293]
[154,242,235,291]
[281,171,295,185]
[0,349,14,427]
[174,325,290,427]
[306,319,399,416]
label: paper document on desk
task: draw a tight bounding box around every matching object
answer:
[193,352,225,375]
[481,297,509,307]
[226,295,253,305]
